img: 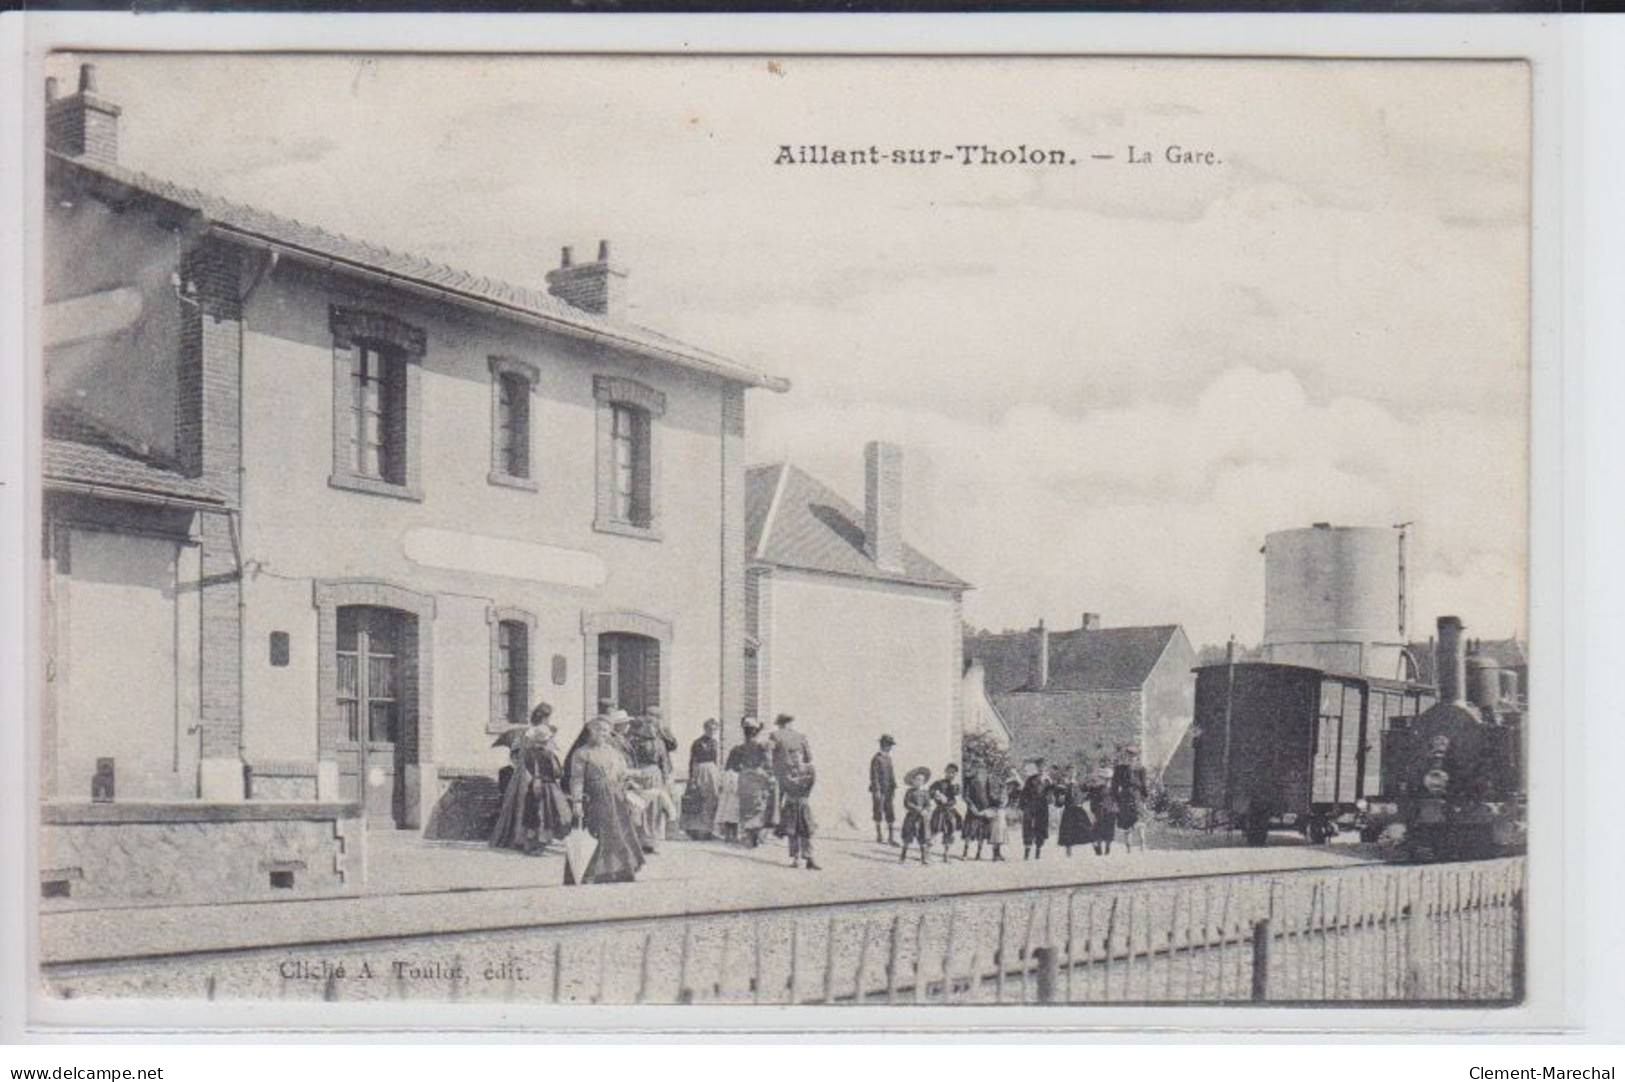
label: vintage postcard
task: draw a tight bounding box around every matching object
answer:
[27,48,1531,1018]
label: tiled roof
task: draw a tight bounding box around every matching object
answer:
[44,407,222,505]
[964,630,1042,696]
[966,624,1184,693]
[47,151,788,393]
[745,462,968,591]
[1045,625,1183,692]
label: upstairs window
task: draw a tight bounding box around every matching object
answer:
[351,344,405,483]
[329,306,425,501]
[593,375,665,539]
[489,356,539,490]
[611,403,652,527]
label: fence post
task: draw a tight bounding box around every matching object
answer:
[1404,896,1425,1000]
[1034,947,1059,1004]
[1511,887,1526,1002]
[1250,918,1270,1002]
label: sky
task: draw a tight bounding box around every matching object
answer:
[45,53,1531,647]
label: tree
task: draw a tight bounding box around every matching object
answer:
[962,728,1015,786]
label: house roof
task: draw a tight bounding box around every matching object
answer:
[966,624,1185,694]
[44,407,223,506]
[745,462,968,591]
[47,151,789,393]
[1044,625,1183,692]
[964,630,1041,696]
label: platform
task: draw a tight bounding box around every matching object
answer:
[40,824,1383,966]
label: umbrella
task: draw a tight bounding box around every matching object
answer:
[491,726,529,749]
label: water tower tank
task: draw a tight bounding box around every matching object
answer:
[1260,524,1404,677]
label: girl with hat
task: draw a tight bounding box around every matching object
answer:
[899,767,933,865]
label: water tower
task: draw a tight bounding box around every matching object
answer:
[1258,523,1409,678]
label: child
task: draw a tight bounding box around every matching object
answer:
[899,767,933,865]
[996,777,1022,861]
[780,760,819,871]
[927,763,962,863]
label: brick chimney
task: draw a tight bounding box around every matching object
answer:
[1081,612,1101,631]
[545,239,626,318]
[46,63,121,167]
[1030,620,1050,690]
[863,441,904,573]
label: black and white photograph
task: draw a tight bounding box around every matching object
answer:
[22,44,1540,1020]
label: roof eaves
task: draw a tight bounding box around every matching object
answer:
[210,223,792,393]
[49,153,790,393]
[750,556,966,594]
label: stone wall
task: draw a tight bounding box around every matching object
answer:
[41,801,363,904]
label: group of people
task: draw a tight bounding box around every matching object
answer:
[492,705,822,883]
[490,702,682,884]
[869,736,1150,864]
[683,713,820,870]
[493,704,1149,883]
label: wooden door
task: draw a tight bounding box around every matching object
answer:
[336,607,404,826]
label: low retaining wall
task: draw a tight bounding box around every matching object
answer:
[41,800,366,904]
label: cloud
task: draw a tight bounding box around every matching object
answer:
[749,365,1526,647]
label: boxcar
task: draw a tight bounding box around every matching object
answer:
[1190,661,1437,845]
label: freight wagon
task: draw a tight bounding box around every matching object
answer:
[1189,661,1438,846]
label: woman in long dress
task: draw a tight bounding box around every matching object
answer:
[528,724,572,850]
[1056,766,1094,856]
[680,719,723,839]
[565,718,645,884]
[1112,747,1150,852]
[489,745,532,852]
[733,720,776,848]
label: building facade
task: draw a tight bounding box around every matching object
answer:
[965,616,1196,780]
[744,444,968,834]
[40,66,786,894]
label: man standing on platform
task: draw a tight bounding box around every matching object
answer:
[870,734,898,846]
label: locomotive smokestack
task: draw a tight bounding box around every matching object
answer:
[1436,615,1466,705]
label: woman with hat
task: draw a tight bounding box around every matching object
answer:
[491,703,569,854]
[1056,763,1094,858]
[1112,746,1150,853]
[899,766,933,865]
[732,716,776,848]
[680,719,723,839]
[565,716,645,884]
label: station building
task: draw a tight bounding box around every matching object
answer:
[39,65,787,900]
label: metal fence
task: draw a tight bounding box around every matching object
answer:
[46,857,1524,1006]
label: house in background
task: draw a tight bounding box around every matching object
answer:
[40,65,786,901]
[962,659,1013,750]
[745,443,969,834]
[965,615,1196,781]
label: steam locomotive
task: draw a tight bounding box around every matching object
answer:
[1189,615,1525,859]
